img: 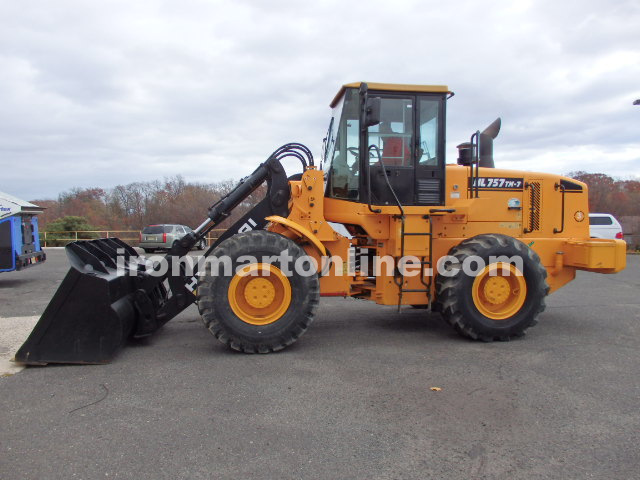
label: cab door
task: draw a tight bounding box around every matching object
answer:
[365,94,446,206]
[367,96,415,205]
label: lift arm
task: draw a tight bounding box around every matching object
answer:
[137,143,314,334]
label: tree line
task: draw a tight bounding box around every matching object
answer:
[32,172,640,234]
[568,172,640,218]
[33,175,266,232]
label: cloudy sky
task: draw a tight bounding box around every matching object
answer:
[1,0,638,201]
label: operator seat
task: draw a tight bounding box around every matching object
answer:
[379,122,411,166]
[382,137,411,166]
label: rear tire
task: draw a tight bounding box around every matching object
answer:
[197,230,319,353]
[143,248,155,253]
[436,234,549,341]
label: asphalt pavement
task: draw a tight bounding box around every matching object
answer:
[1,249,639,479]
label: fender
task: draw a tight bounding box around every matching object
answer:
[265,215,327,256]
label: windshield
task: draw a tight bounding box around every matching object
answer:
[326,88,360,200]
[322,95,344,168]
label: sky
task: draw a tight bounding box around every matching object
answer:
[1,0,639,201]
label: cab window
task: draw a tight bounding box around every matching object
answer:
[368,97,414,166]
[418,98,440,166]
[328,89,360,200]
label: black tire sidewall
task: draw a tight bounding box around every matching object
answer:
[441,235,547,338]
[201,231,318,347]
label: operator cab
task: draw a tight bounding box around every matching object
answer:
[323,82,450,206]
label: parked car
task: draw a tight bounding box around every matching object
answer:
[139,224,207,253]
[589,213,624,240]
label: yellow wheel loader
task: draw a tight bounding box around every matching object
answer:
[16,82,626,364]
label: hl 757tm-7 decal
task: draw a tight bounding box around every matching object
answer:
[469,177,524,190]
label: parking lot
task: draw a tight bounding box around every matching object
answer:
[1,248,639,479]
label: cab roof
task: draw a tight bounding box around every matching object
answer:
[330,82,451,108]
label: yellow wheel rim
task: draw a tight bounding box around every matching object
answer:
[228,263,292,325]
[472,262,527,320]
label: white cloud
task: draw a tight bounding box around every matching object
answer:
[0,0,638,200]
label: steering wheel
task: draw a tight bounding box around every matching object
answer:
[349,147,381,160]
[345,147,361,174]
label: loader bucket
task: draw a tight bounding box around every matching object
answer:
[15,238,158,365]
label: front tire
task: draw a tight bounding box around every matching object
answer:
[197,230,319,353]
[436,234,549,341]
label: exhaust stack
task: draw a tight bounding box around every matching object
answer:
[479,117,501,168]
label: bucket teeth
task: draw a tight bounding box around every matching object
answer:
[65,238,144,275]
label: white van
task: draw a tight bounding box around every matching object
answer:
[589,213,623,240]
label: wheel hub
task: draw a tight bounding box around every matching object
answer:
[472,262,527,320]
[228,263,292,325]
[483,276,511,304]
[244,277,276,308]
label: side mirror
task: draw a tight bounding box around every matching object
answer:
[364,97,381,128]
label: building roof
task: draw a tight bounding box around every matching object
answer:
[0,191,44,220]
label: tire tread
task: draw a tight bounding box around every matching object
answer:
[436,234,549,341]
[197,230,319,353]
